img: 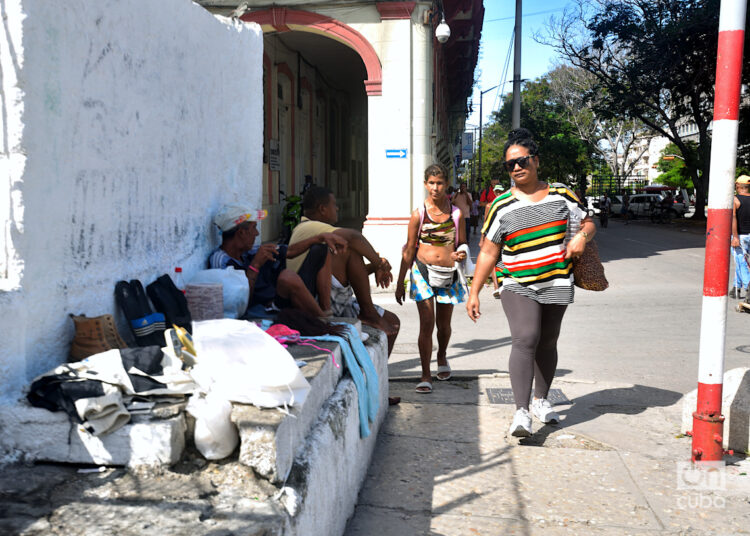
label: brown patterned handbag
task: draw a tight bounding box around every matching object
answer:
[572,239,609,291]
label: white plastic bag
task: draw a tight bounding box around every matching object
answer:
[186,392,239,460]
[190,319,311,408]
[188,268,248,319]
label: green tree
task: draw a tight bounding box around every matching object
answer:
[547,65,652,179]
[545,0,750,219]
[481,75,596,190]
[655,142,693,188]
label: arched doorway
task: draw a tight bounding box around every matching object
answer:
[244,9,380,238]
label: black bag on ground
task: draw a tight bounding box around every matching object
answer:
[147,274,192,333]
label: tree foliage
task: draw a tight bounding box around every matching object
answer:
[480,75,596,191]
[546,64,652,178]
[543,0,749,219]
[656,142,694,188]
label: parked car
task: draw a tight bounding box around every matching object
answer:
[585,196,598,217]
[610,193,686,219]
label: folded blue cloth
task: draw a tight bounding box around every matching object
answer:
[304,324,379,438]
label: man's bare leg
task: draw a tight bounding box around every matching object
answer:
[276,269,325,317]
[331,250,400,348]
[317,251,333,312]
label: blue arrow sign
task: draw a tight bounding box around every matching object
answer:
[385,149,408,159]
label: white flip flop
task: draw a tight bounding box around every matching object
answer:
[415,381,433,393]
[436,365,452,381]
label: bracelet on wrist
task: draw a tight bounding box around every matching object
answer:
[577,230,589,241]
[247,264,260,274]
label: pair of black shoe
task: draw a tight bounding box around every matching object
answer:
[115,276,191,347]
[729,286,750,300]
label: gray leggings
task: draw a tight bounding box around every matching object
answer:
[500,290,568,409]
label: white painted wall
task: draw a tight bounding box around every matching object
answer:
[0,0,264,401]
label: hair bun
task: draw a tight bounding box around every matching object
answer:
[507,127,533,143]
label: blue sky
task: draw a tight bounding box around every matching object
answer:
[467,1,574,128]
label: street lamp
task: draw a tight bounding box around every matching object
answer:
[478,85,500,188]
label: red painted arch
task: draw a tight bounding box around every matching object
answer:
[241,8,382,96]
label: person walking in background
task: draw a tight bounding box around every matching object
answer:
[731,175,750,299]
[466,128,596,437]
[396,164,467,394]
[621,190,631,225]
[470,194,480,235]
[451,181,473,239]
[600,193,611,228]
[479,177,501,223]
[479,177,503,297]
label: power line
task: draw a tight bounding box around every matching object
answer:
[485,7,563,23]
[491,28,516,116]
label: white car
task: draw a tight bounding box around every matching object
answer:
[611,193,687,219]
[585,196,599,217]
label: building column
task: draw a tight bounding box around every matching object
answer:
[363,8,431,272]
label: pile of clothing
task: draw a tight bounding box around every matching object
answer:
[27,346,196,436]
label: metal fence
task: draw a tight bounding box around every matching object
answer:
[587,175,649,196]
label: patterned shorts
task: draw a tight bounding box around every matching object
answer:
[409,261,467,304]
[330,276,385,318]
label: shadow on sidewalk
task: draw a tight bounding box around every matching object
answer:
[345,380,535,535]
[520,384,682,447]
[387,337,513,380]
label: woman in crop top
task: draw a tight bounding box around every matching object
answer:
[396,164,467,394]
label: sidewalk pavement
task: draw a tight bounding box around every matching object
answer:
[345,376,750,535]
[348,220,750,535]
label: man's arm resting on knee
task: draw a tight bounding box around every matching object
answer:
[333,228,383,267]
[287,232,348,258]
[334,228,392,286]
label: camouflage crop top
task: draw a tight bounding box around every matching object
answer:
[419,210,456,246]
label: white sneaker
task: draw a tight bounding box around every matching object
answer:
[531,398,559,424]
[509,408,532,437]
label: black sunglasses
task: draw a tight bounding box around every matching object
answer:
[503,155,534,172]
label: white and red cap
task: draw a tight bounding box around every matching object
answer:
[213,205,268,232]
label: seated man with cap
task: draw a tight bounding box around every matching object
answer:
[288,187,401,354]
[209,205,347,317]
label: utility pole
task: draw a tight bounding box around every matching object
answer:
[691,0,746,463]
[511,0,522,128]
[478,85,499,188]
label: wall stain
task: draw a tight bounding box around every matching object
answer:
[83,42,112,79]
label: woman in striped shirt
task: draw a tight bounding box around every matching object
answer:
[466,128,596,437]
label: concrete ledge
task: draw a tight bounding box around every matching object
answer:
[0,323,390,536]
[231,318,363,483]
[282,324,389,536]
[232,342,344,482]
[0,403,186,467]
[681,367,750,452]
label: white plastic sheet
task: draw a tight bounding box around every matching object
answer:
[191,319,311,408]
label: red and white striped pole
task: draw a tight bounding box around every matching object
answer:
[693,0,747,462]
